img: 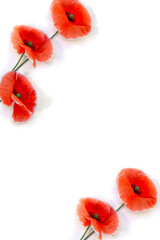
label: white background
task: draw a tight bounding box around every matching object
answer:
[0,0,160,239]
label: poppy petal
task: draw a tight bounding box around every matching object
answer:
[11,94,32,115]
[11,93,33,122]
[12,25,44,50]
[11,27,25,54]
[51,0,69,33]
[13,73,37,113]
[127,194,157,211]
[77,199,91,226]
[12,103,33,122]
[18,25,44,45]
[84,198,110,217]
[60,23,91,39]
[25,46,36,67]
[34,35,53,63]
[117,173,135,205]
[100,207,119,235]
[90,218,102,240]
[0,71,16,106]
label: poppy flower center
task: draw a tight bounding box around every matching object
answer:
[13,90,22,99]
[23,40,35,49]
[132,184,141,195]
[93,213,99,219]
[66,11,75,22]
[89,212,101,222]
[27,41,33,47]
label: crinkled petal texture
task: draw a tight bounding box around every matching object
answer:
[51,0,91,39]
[117,168,157,211]
[11,25,53,67]
[77,198,119,240]
[0,71,36,122]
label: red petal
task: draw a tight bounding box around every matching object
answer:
[90,218,102,240]
[12,103,33,122]
[12,73,37,122]
[11,27,25,54]
[11,94,32,115]
[0,71,16,106]
[77,199,91,226]
[100,207,119,235]
[34,34,53,63]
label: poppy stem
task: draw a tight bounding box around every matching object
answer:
[116,203,125,212]
[50,30,59,39]
[83,231,95,240]
[80,225,91,240]
[12,53,25,71]
[14,58,29,72]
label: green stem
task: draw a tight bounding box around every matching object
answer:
[14,58,29,72]
[80,225,91,240]
[12,53,25,71]
[83,231,95,240]
[116,203,125,212]
[50,30,59,39]
[0,100,2,102]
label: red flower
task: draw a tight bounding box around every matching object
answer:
[51,0,91,39]
[0,71,36,122]
[77,198,119,240]
[117,168,157,211]
[11,25,53,67]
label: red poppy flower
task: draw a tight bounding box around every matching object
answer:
[51,0,91,39]
[117,168,157,211]
[0,71,36,122]
[77,198,119,240]
[11,25,53,67]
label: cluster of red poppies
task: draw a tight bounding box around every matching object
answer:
[0,0,91,122]
[77,168,157,240]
